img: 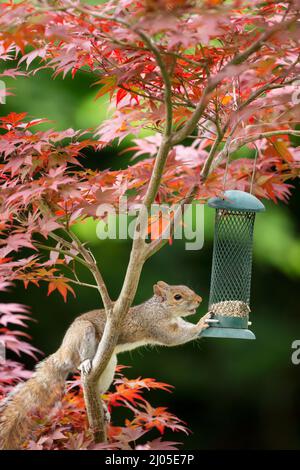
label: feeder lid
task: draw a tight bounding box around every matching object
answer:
[208,190,265,213]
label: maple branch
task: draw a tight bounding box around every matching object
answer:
[200,133,225,182]
[65,227,113,442]
[171,17,297,146]
[171,88,211,145]
[29,274,99,290]
[68,2,174,137]
[145,183,199,259]
[33,243,91,269]
[232,129,300,148]
[64,279,99,290]
[134,30,173,137]
[212,129,300,174]
[32,225,112,312]
[66,229,113,313]
[239,79,297,113]
[81,374,107,443]
[48,232,76,252]
[209,72,299,174]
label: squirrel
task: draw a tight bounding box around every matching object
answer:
[0,281,211,450]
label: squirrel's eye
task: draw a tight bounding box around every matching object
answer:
[174,294,182,301]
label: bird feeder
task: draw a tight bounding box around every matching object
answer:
[201,190,265,340]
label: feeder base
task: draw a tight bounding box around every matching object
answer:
[200,327,255,340]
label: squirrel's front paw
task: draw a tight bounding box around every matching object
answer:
[79,359,93,375]
[198,312,213,330]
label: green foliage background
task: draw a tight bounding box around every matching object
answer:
[1,63,300,449]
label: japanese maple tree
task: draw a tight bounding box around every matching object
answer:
[0,0,299,444]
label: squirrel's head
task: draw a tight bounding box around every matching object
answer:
[153,281,202,317]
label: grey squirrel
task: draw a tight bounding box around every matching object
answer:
[0,281,211,449]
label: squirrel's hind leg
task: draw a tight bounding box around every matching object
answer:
[79,323,98,375]
[63,320,98,375]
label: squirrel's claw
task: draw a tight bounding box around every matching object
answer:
[79,359,93,375]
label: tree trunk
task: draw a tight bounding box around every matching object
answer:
[82,377,107,443]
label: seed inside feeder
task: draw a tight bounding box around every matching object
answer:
[209,300,250,318]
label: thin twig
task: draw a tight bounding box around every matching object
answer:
[33,243,91,269]
[65,229,113,313]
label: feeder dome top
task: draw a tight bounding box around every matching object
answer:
[208,190,265,213]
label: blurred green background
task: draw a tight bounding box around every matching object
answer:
[1,64,300,450]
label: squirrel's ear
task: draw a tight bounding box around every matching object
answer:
[154,281,168,298]
[157,281,169,289]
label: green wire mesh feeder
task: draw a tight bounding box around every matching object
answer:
[201,190,265,340]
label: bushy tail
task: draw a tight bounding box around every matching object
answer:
[0,352,69,450]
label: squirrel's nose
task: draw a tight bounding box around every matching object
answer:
[195,295,202,304]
